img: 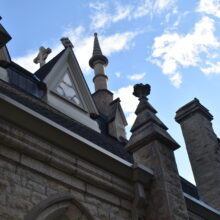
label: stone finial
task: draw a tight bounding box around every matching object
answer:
[60,37,73,49]
[33,46,52,68]
[133,83,156,115]
[133,84,151,100]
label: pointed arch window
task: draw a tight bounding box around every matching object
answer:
[56,72,81,106]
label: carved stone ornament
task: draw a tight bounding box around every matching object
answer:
[133,83,151,100]
[60,37,73,48]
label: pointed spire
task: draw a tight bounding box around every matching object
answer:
[93,33,103,56]
[89,33,108,68]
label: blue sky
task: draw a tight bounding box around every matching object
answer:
[2,0,220,183]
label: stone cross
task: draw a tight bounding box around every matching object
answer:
[33,46,52,67]
[60,37,73,48]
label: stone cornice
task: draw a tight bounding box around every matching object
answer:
[126,123,180,152]
[176,98,213,123]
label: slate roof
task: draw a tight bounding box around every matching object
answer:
[7,62,45,98]
[0,78,133,163]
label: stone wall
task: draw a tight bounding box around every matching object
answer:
[188,211,206,220]
[0,118,133,220]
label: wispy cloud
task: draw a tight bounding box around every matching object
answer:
[154,0,176,13]
[89,0,177,30]
[127,72,146,80]
[197,0,220,18]
[13,26,138,74]
[133,0,152,18]
[115,72,121,77]
[89,2,132,30]
[201,61,220,75]
[151,16,219,87]
[133,0,176,18]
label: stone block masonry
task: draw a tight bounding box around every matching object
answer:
[0,118,133,220]
[176,98,220,211]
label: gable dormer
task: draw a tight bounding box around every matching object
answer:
[34,44,100,132]
[108,98,127,141]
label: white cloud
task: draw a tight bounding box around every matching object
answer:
[134,0,176,18]
[154,0,176,13]
[198,0,220,18]
[13,51,39,73]
[151,16,219,87]
[170,72,182,87]
[13,27,138,74]
[89,2,106,10]
[115,72,121,77]
[100,32,138,55]
[90,12,110,30]
[112,4,132,22]
[133,0,152,18]
[89,2,133,30]
[89,0,177,30]
[113,85,139,130]
[113,85,138,113]
[201,61,220,74]
[127,72,146,80]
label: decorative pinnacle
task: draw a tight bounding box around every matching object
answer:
[89,33,108,68]
[93,32,102,56]
[133,83,151,100]
[60,37,73,49]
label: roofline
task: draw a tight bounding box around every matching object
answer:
[184,193,220,219]
[0,93,153,184]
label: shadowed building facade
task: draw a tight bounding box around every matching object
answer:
[0,21,220,220]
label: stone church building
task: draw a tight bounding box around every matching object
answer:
[0,20,220,220]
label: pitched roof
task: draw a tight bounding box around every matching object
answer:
[7,61,45,98]
[0,68,202,202]
[35,49,66,80]
[0,79,133,163]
